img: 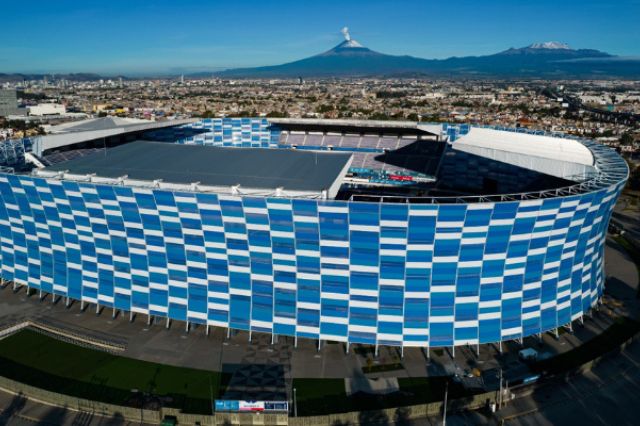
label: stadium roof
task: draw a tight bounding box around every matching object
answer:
[31,117,197,156]
[452,127,596,181]
[43,141,353,198]
[47,117,156,133]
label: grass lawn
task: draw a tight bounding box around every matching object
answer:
[292,376,470,416]
[292,378,347,415]
[0,330,229,414]
[362,362,404,374]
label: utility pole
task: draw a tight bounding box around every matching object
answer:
[442,381,448,426]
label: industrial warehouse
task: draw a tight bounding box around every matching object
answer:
[0,117,628,352]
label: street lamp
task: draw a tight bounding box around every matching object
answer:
[293,387,297,418]
[442,381,448,426]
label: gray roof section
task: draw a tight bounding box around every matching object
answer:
[46,141,352,193]
[48,117,154,133]
[32,118,197,156]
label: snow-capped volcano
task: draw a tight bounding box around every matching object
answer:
[213,29,631,78]
[323,27,370,54]
[529,41,571,50]
[337,27,364,48]
[335,39,364,49]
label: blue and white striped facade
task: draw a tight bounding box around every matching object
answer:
[0,122,628,348]
[146,118,279,148]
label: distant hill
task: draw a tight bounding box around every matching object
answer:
[213,31,640,79]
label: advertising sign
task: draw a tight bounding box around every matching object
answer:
[215,400,289,413]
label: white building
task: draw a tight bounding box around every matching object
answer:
[28,103,66,116]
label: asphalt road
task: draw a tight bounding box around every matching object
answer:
[498,338,640,426]
[0,390,154,426]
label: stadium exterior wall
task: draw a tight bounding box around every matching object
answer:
[0,171,626,348]
[0,121,630,348]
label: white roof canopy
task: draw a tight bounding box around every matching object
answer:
[452,127,596,181]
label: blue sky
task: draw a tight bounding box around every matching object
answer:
[2,0,639,75]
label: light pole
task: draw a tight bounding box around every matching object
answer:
[293,387,297,417]
[498,367,503,409]
[209,375,214,416]
[442,381,448,426]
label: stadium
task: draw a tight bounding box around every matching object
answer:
[0,117,628,351]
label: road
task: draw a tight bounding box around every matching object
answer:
[0,389,154,426]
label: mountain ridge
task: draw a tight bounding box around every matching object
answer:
[212,31,638,79]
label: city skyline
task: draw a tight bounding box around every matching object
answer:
[2,0,640,75]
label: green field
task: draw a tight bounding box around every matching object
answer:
[0,330,229,414]
[0,330,474,417]
[291,376,465,416]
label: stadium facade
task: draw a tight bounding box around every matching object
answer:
[0,118,628,350]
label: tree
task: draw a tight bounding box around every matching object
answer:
[628,163,640,191]
[266,111,288,118]
[620,133,634,146]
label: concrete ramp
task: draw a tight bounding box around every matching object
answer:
[345,377,399,396]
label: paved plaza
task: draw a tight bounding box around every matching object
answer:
[0,236,638,425]
[0,238,637,383]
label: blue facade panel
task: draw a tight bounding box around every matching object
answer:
[0,170,624,347]
[0,123,628,348]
